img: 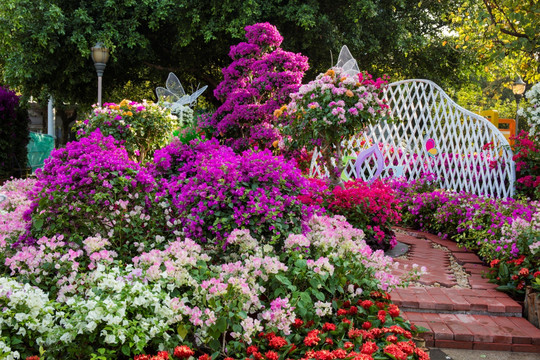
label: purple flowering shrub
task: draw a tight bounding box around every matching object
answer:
[209,23,309,151]
[18,130,171,258]
[152,138,312,249]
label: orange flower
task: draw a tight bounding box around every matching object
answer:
[325,69,335,78]
[273,109,283,117]
[345,90,354,97]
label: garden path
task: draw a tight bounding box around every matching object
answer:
[388,229,540,354]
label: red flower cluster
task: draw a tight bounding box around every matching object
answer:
[269,336,288,349]
[174,346,194,359]
[304,329,321,346]
[134,351,169,360]
[322,322,337,332]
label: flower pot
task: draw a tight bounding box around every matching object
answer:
[524,286,540,328]
[413,336,426,349]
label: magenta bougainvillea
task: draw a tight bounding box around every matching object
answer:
[152,137,314,249]
[209,22,309,151]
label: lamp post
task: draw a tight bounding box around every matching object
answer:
[91,42,110,107]
[512,76,526,133]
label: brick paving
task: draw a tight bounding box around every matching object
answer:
[389,229,540,353]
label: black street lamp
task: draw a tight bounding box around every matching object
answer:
[91,42,110,107]
[512,76,526,133]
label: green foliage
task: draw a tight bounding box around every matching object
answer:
[74,99,179,162]
[0,86,29,178]
[449,0,540,83]
[0,0,470,111]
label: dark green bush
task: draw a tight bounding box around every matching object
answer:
[0,86,30,178]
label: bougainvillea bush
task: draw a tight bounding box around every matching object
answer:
[209,22,309,151]
[18,129,171,259]
[511,130,540,200]
[74,99,179,162]
[152,137,315,249]
[298,178,401,251]
[484,207,540,296]
[1,176,425,359]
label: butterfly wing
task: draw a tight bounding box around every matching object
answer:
[336,45,360,76]
[166,72,185,97]
[425,138,435,151]
[156,87,180,103]
[187,85,208,107]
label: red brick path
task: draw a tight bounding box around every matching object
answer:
[389,229,540,353]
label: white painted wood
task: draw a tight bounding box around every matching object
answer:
[310,79,516,198]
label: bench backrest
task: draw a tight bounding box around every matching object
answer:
[309,79,516,198]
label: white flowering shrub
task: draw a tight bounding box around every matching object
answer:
[518,82,540,136]
[0,277,56,360]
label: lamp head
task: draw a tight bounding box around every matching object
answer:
[512,77,526,96]
[91,42,110,64]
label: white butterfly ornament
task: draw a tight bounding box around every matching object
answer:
[156,72,208,108]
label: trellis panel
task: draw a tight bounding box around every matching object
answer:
[310,79,516,198]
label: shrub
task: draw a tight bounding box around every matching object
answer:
[483,209,540,296]
[18,130,170,258]
[152,138,313,249]
[0,86,30,178]
[210,22,309,151]
[298,178,401,250]
[279,67,390,189]
[74,99,179,162]
[511,130,540,199]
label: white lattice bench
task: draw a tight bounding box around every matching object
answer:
[310,79,516,198]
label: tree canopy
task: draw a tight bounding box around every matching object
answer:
[0,0,467,112]
[449,0,539,83]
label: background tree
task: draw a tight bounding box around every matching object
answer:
[448,0,539,83]
[0,0,466,111]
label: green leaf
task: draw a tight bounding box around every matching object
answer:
[121,343,131,356]
[177,324,188,340]
[33,218,44,230]
[216,317,227,332]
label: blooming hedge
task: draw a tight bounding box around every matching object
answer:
[298,179,401,251]
[0,176,424,359]
[152,138,314,249]
[392,174,539,297]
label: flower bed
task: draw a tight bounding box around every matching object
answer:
[0,135,425,359]
[392,174,540,297]
[298,179,401,251]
